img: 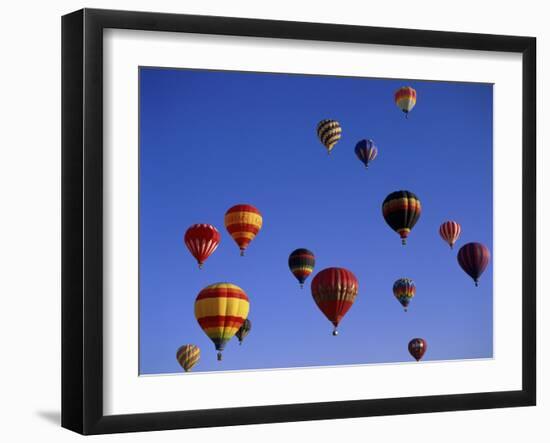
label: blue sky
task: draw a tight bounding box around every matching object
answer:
[139,67,493,375]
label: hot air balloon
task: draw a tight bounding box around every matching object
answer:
[457,242,491,287]
[408,338,427,361]
[317,119,342,154]
[224,204,263,256]
[393,278,416,312]
[194,283,250,361]
[288,248,315,289]
[382,190,422,245]
[236,319,252,345]
[184,224,221,269]
[355,139,378,169]
[311,267,358,336]
[439,221,461,249]
[176,344,200,372]
[395,86,417,118]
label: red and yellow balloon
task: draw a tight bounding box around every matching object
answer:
[224,204,263,256]
[194,283,250,361]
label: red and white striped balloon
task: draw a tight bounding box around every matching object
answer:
[184,224,221,269]
[439,221,461,249]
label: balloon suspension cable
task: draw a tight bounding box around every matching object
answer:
[240,249,245,257]
[217,352,222,361]
[332,328,339,336]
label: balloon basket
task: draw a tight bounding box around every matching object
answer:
[217,352,222,361]
[332,329,338,336]
[240,249,245,257]
[198,263,203,270]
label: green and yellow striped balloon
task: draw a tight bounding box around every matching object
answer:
[176,344,201,372]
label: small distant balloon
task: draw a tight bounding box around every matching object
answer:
[408,338,427,362]
[354,139,378,169]
[224,204,263,256]
[176,344,201,372]
[317,119,342,154]
[457,242,491,287]
[236,319,252,345]
[395,86,417,118]
[288,248,315,288]
[393,278,416,312]
[184,224,221,269]
[439,221,461,249]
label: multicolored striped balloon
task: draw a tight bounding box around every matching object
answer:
[317,119,342,154]
[311,267,358,336]
[224,204,263,256]
[408,338,427,361]
[354,139,378,169]
[194,283,250,361]
[236,318,252,345]
[184,224,221,269]
[439,220,462,249]
[176,344,201,372]
[382,190,422,245]
[457,242,491,287]
[393,278,416,312]
[395,86,417,118]
[288,248,315,288]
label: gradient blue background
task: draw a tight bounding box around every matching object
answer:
[139,67,493,375]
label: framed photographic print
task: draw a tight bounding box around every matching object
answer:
[62,8,536,435]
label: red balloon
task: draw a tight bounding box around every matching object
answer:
[439,220,461,249]
[184,224,221,269]
[311,267,359,335]
[457,242,490,286]
[408,338,427,361]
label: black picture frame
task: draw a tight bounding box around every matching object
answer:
[62,8,536,435]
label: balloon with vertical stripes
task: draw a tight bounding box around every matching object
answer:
[311,267,359,336]
[354,139,378,169]
[457,242,490,287]
[184,224,221,269]
[439,220,461,249]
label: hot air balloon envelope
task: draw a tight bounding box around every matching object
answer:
[288,248,315,288]
[184,224,221,268]
[195,283,250,360]
[311,267,358,335]
[382,190,422,245]
[224,204,263,256]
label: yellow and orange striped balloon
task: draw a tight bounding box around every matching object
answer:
[194,283,250,361]
[224,204,263,256]
[394,86,417,117]
[176,344,201,372]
